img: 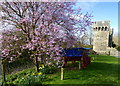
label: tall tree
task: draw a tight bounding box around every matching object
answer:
[1,2,92,72]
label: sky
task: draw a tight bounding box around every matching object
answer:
[75,2,118,35]
[0,1,118,35]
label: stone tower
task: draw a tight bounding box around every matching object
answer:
[93,20,113,54]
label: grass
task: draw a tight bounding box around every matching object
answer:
[1,55,119,85]
[43,55,119,85]
[0,67,36,85]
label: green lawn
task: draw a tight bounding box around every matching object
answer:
[43,55,119,85]
[1,55,119,85]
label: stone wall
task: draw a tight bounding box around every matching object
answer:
[92,20,119,57]
[93,20,111,53]
[93,31,109,53]
[106,47,120,57]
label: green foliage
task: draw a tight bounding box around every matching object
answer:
[6,58,31,68]
[2,68,35,85]
[1,63,58,85]
[13,75,43,85]
[2,49,34,74]
[116,46,120,51]
[1,67,47,85]
[39,65,57,74]
[5,57,33,74]
[2,55,119,85]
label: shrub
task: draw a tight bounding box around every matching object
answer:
[2,73,46,86]
[116,46,120,51]
[13,74,45,85]
[1,68,36,85]
[2,64,57,85]
[39,65,57,74]
[5,58,33,74]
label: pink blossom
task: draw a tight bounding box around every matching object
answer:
[38,58,41,61]
[0,34,2,39]
[10,57,13,61]
[1,2,92,67]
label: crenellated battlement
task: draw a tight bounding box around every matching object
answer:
[93,20,114,54]
[93,20,110,31]
[92,20,119,56]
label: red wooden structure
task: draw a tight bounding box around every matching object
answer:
[62,48,91,69]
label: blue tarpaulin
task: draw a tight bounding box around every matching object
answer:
[62,48,91,57]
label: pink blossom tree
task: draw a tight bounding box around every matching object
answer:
[1,2,92,72]
[1,29,27,61]
[0,29,27,81]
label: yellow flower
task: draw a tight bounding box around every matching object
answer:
[38,72,42,75]
[42,65,44,68]
[32,73,35,75]
[39,67,42,69]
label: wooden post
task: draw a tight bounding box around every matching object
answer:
[61,67,64,80]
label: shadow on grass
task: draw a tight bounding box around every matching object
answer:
[43,56,119,84]
[45,78,54,82]
[64,77,80,80]
[61,61,118,84]
[65,61,118,72]
[87,62,118,73]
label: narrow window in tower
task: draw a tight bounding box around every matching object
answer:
[96,27,97,30]
[102,27,104,31]
[98,27,100,31]
[105,27,107,31]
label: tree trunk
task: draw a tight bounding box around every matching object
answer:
[2,61,6,82]
[35,56,39,73]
